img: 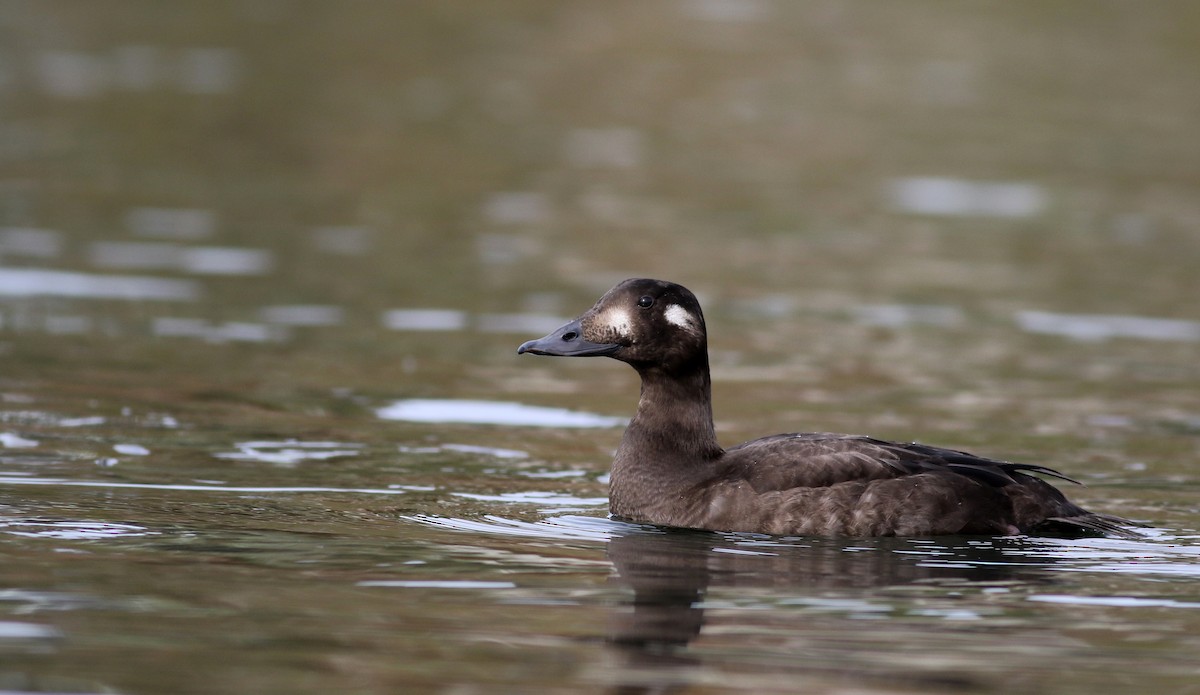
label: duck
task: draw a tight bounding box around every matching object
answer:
[517,278,1132,538]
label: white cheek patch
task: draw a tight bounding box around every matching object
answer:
[601,308,633,338]
[664,304,698,332]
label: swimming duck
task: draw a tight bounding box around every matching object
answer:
[517,278,1130,538]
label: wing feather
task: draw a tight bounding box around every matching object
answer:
[722,432,1081,493]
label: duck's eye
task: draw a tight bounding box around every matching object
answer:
[637,295,655,309]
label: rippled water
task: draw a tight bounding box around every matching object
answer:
[3,3,1200,694]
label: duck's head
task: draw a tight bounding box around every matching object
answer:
[517,278,707,371]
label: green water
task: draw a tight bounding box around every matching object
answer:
[2,3,1199,693]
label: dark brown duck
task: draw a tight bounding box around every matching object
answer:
[518,278,1132,538]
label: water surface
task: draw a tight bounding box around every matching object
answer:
[2,3,1200,694]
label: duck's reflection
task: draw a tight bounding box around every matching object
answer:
[603,527,1044,693]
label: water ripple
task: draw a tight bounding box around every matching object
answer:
[451,491,608,507]
[213,440,363,466]
[377,398,625,428]
[406,514,635,542]
[0,518,155,540]
[0,476,419,495]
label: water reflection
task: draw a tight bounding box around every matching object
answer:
[0,518,155,540]
[1,2,1197,691]
[311,226,373,255]
[34,48,239,99]
[90,241,188,270]
[377,398,626,428]
[0,268,198,301]
[409,514,624,542]
[1028,594,1200,609]
[602,529,1037,693]
[853,303,965,329]
[1015,532,1200,578]
[358,580,517,589]
[125,207,216,239]
[213,439,362,466]
[380,309,468,331]
[378,308,567,334]
[177,246,273,276]
[0,476,418,495]
[0,433,38,448]
[87,242,273,276]
[0,228,62,258]
[481,191,552,225]
[1016,310,1200,343]
[886,177,1047,219]
[152,317,279,343]
[398,442,529,459]
[451,490,608,508]
[259,305,344,327]
[408,514,1127,691]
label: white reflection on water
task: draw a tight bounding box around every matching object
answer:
[34,50,108,98]
[477,313,569,334]
[380,309,568,334]
[88,240,278,279]
[57,416,106,427]
[34,48,239,98]
[407,514,631,542]
[0,268,198,300]
[399,443,529,459]
[853,303,965,328]
[0,621,63,639]
[2,410,174,429]
[887,176,1047,218]
[179,247,273,275]
[1012,532,1200,578]
[410,512,1200,582]
[1029,594,1200,608]
[1,412,103,428]
[381,309,468,331]
[0,476,418,495]
[0,519,155,540]
[214,440,362,466]
[1016,310,1200,342]
[377,398,626,428]
[260,304,344,326]
[683,0,771,22]
[451,491,608,507]
[0,433,37,448]
[153,318,280,343]
[357,580,517,589]
[0,227,63,258]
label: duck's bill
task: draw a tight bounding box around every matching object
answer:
[517,318,621,357]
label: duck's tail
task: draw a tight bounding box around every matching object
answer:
[1034,511,1144,539]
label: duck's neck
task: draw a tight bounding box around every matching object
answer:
[610,358,723,518]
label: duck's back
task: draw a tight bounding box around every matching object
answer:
[669,433,1120,537]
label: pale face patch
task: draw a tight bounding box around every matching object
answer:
[664,304,697,331]
[598,307,633,339]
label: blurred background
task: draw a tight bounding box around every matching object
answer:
[3,1,1198,351]
[4,3,1200,694]
[4,0,1200,468]
[4,1,1200,451]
